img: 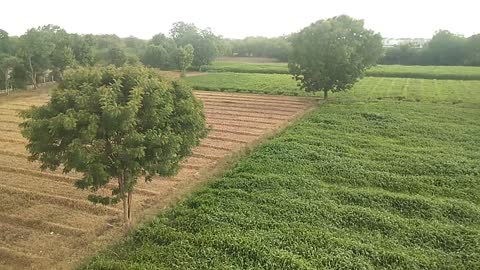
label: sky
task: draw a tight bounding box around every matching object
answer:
[1,0,478,39]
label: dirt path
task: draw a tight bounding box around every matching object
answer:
[0,90,317,270]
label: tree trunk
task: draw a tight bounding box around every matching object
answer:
[180,69,186,78]
[122,194,128,224]
[118,175,128,224]
[4,71,8,93]
[127,191,133,222]
[323,90,328,100]
[28,57,37,89]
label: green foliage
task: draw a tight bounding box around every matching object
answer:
[18,25,57,88]
[171,22,219,67]
[381,43,421,65]
[105,47,127,67]
[381,31,480,66]
[70,34,95,66]
[227,36,291,61]
[11,61,28,89]
[465,34,480,66]
[423,30,466,66]
[289,15,383,98]
[80,77,480,269]
[176,44,194,77]
[0,29,10,54]
[51,46,76,80]
[20,66,207,221]
[142,45,169,68]
[0,54,18,89]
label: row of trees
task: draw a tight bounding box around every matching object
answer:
[382,30,480,66]
[221,30,480,66]
[225,36,291,62]
[0,22,225,90]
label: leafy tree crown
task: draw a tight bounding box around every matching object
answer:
[21,66,208,204]
[289,15,383,95]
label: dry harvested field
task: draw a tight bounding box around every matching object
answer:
[0,90,315,270]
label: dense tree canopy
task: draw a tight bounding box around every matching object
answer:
[171,22,219,67]
[142,44,169,68]
[176,44,195,77]
[20,66,208,223]
[381,31,480,66]
[289,15,383,98]
[227,36,291,61]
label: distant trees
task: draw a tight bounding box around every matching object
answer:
[18,26,56,88]
[381,31,480,66]
[20,66,208,224]
[289,15,383,99]
[105,47,127,67]
[227,36,291,61]
[142,45,169,68]
[465,34,480,66]
[382,43,421,65]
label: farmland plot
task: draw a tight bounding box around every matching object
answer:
[0,90,315,270]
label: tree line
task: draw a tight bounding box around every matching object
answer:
[1,23,478,91]
[225,30,479,66]
[382,30,480,66]
[0,22,225,90]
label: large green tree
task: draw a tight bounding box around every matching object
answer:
[424,30,466,66]
[106,47,127,67]
[176,44,194,77]
[289,15,383,99]
[142,44,168,68]
[170,22,218,67]
[18,26,56,88]
[20,66,208,223]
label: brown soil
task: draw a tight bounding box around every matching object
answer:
[0,89,317,270]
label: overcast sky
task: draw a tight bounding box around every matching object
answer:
[1,0,478,39]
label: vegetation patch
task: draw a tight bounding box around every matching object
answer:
[204,61,480,80]
[185,73,480,103]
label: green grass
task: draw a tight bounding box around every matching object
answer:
[367,65,480,80]
[81,77,480,269]
[205,61,289,74]
[185,72,480,103]
[184,72,305,96]
[205,61,480,80]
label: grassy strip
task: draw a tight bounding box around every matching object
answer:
[81,78,480,269]
[185,73,480,104]
[206,61,480,80]
[184,72,309,96]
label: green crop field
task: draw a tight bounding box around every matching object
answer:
[185,72,480,103]
[80,78,480,269]
[184,72,303,95]
[205,61,480,80]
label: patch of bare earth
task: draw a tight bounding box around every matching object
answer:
[0,90,316,269]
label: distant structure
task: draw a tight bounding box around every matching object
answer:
[382,38,430,48]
